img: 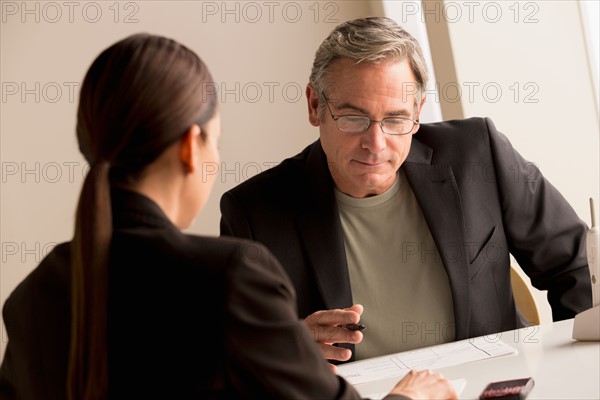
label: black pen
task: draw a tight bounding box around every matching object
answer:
[342,323,366,331]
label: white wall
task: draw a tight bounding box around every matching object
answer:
[580,0,599,114]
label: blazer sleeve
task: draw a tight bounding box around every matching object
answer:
[0,243,72,400]
[485,117,592,320]
[224,240,408,400]
[0,324,17,400]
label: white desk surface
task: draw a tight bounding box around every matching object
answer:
[352,319,600,400]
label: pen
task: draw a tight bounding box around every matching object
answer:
[343,323,366,331]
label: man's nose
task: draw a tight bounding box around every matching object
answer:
[361,121,387,153]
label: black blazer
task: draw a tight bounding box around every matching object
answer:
[220,117,592,352]
[0,188,390,399]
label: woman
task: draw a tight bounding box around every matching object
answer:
[0,33,456,400]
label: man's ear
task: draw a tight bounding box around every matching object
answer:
[180,124,201,173]
[412,95,427,135]
[306,84,321,127]
[418,95,426,116]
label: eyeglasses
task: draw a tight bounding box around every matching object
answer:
[322,94,419,135]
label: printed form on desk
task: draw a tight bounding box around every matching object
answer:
[336,336,517,386]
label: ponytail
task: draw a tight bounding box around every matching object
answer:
[68,161,111,400]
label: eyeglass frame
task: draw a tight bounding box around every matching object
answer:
[322,93,419,136]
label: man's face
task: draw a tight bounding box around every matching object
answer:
[306,58,424,198]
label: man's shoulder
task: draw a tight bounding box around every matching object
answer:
[415,116,496,149]
[225,140,319,196]
[418,116,490,136]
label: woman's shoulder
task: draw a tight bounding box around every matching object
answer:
[7,242,71,295]
[180,234,289,282]
[180,234,275,265]
[3,241,72,320]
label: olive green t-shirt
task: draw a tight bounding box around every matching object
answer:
[335,171,455,360]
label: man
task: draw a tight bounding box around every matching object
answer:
[220,17,592,365]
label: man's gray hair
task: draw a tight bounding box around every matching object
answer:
[309,16,429,114]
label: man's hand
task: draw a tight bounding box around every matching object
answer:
[303,304,364,369]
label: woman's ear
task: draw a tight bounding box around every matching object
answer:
[180,124,201,173]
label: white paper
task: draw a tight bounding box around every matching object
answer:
[337,336,517,385]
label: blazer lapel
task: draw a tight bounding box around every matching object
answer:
[403,139,472,339]
[293,139,472,338]
[296,141,353,310]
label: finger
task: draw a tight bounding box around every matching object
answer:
[392,369,457,400]
[344,304,364,316]
[319,343,352,362]
[316,325,363,345]
[327,363,338,374]
[306,308,362,327]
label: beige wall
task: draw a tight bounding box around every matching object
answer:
[1,0,598,358]
[0,0,377,358]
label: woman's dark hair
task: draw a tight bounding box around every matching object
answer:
[68,33,217,400]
